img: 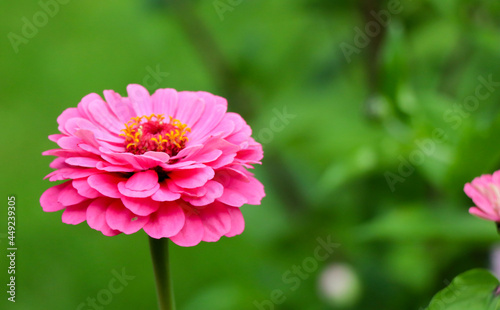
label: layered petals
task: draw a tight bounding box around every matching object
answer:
[40,181,87,213]
[121,197,160,216]
[86,198,121,236]
[225,207,245,237]
[169,166,214,189]
[106,200,149,234]
[62,201,90,225]
[199,202,231,242]
[214,168,265,207]
[143,202,185,238]
[117,170,160,198]
[169,210,204,247]
[41,85,264,245]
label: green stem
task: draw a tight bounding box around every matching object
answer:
[149,237,176,310]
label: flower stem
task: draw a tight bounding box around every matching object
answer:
[149,237,176,310]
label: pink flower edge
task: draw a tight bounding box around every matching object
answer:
[464,172,500,223]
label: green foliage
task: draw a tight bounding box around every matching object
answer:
[427,269,500,310]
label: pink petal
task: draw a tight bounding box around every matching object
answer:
[101,152,163,170]
[45,168,101,182]
[57,136,81,150]
[49,157,67,169]
[74,129,102,151]
[118,170,160,198]
[48,134,65,142]
[206,153,237,170]
[168,181,207,197]
[127,84,152,116]
[77,142,101,155]
[196,91,227,109]
[106,200,149,234]
[71,115,122,144]
[143,202,185,238]
[96,161,135,172]
[43,148,88,158]
[210,117,235,140]
[172,144,203,161]
[124,170,158,190]
[187,138,239,167]
[174,92,205,128]
[243,176,265,205]
[159,160,201,170]
[87,173,126,198]
[121,197,160,216]
[57,107,81,134]
[186,148,222,163]
[151,180,181,202]
[143,151,170,163]
[188,93,227,141]
[103,89,135,122]
[77,92,103,120]
[214,169,265,206]
[214,180,246,207]
[182,181,223,207]
[235,141,263,164]
[151,88,178,117]
[96,140,125,153]
[40,182,70,212]
[220,113,245,137]
[469,206,500,222]
[169,210,204,246]
[66,117,122,145]
[224,113,252,144]
[225,207,245,237]
[199,202,231,242]
[170,167,214,189]
[492,171,500,184]
[58,184,87,207]
[72,178,101,199]
[64,117,99,137]
[62,200,90,225]
[464,182,493,215]
[86,198,121,236]
[88,98,122,133]
[65,157,100,168]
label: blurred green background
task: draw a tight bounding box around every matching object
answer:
[2,0,500,309]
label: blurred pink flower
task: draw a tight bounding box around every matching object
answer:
[464,172,500,222]
[40,85,264,246]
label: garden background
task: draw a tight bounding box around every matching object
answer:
[2,0,500,309]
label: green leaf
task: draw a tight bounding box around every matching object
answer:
[427,269,500,310]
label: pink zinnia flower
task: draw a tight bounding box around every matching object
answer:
[464,172,500,222]
[40,85,265,246]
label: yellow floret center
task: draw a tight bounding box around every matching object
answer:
[120,114,190,156]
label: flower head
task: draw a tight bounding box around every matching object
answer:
[40,85,265,246]
[464,172,500,222]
